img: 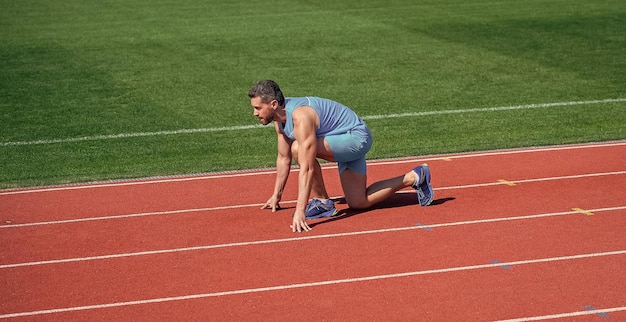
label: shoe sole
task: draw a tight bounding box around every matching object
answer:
[305,207,338,220]
[418,165,434,206]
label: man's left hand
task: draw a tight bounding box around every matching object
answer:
[291,212,311,232]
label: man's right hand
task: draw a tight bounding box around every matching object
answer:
[261,196,281,212]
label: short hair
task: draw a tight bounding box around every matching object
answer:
[248,80,285,106]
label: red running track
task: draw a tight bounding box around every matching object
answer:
[1,141,625,321]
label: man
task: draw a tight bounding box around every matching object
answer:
[248,80,433,232]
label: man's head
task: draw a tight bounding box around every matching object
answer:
[248,80,285,106]
[248,80,285,126]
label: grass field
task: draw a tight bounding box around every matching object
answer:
[1,0,625,188]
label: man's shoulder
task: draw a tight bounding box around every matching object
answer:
[285,97,310,109]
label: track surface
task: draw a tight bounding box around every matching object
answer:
[1,141,625,321]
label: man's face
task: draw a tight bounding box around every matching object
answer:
[250,96,276,126]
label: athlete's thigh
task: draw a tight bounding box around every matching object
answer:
[325,129,371,165]
[315,137,335,161]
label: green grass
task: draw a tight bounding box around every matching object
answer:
[1,0,625,188]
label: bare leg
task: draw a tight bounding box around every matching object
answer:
[291,136,415,206]
[309,159,330,199]
[340,169,417,209]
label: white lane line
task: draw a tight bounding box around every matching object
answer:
[2,170,624,229]
[1,250,624,319]
[370,140,626,167]
[1,140,624,196]
[496,306,626,321]
[2,98,624,148]
[0,170,276,196]
[2,205,624,269]
[436,170,626,191]
[0,203,266,229]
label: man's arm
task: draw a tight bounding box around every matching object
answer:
[291,106,320,232]
[261,122,292,212]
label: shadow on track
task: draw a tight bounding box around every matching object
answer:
[309,192,455,228]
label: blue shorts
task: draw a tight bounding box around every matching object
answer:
[325,124,373,175]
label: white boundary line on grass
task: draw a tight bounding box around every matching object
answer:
[1,98,624,147]
[1,250,624,319]
[2,205,625,269]
[2,170,625,229]
[1,140,625,196]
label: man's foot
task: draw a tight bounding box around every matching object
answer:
[304,198,338,219]
[412,164,434,206]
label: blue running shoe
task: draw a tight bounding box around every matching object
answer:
[304,198,338,219]
[412,164,434,206]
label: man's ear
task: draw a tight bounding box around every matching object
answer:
[271,99,279,110]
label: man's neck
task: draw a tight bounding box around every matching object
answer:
[274,105,287,124]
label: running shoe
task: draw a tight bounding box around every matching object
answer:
[412,164,434,206]
[304,198,338,219]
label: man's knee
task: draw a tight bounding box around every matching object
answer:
[346,197,370,210]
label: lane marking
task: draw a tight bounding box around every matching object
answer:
[490,260,513,270]
[497,306,626,321]
[1,141,624,196]
[498,179,517,186]
[2,170,625,229]
[371,141,626,167]
[2,98,624,148]
[436,171,626,191]
[2,205,624,269]
[583,305,610,318]
[572,207,595,216]
[0,203,266,229]
[1,250,624,319]
[0,170,277,196]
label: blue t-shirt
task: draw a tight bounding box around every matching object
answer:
[279,96,365,140]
